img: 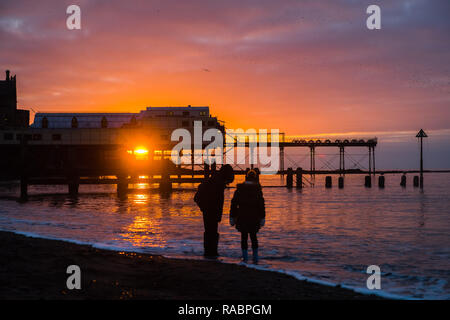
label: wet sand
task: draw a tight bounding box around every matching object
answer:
[0,231,380,300]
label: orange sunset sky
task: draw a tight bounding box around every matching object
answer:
[1,0,449,146]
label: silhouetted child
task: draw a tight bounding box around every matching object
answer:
[230,170,265,263]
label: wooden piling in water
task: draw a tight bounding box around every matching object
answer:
[325,176,332,188]
[295,167,302,189]
[378,175,385,188]
[364,175,372,188]
[413,176,419,187]
[116,174,128,197]
[159,165,172,192]
[159,177,172,192]
[286,168,293,188]
[338,176,344,189]
[400,174,407,187]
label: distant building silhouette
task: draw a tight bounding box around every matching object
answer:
[31,106,224,143]
[0,70,29,128]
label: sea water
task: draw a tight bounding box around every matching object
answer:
[0,173,449,299]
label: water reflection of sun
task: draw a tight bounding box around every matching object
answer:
[119,215,165,247]
[132,193,148,205]
[117,191,203,249]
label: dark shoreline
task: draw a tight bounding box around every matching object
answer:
[0,231,383,300]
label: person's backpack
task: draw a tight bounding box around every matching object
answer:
[194,180,210,211]
[194,177,225,217]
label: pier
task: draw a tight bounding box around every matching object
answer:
[0,132,380,198]
[276,136,377,175]
[0,118,391,199]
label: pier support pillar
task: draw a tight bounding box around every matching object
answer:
[339,146,345,174]
[19,136,29,200]
[66,147,79,196]
[159,173,172,192]
[280,133,285,176]
[372,146,376,175]
[160,161,172,192]
[68,175,80,196]
[204,163,210,180]
[295,167,302,189]
[20,175,28,200]
[116,174,128,197]
[309,146,316,175]
[191,145,195,178]
[286,168,293,189]
[177,164,182,179]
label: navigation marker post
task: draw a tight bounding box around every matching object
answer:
[416,129,428,189]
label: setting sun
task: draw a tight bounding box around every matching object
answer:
[134,147,149,160]
[134,148,149,155]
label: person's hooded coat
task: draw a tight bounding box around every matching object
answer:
[230,181,265,233]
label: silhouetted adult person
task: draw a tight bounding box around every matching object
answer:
[230,170,265,263]
[194,164,234,258]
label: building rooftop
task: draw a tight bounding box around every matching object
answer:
[31,106,213,129]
